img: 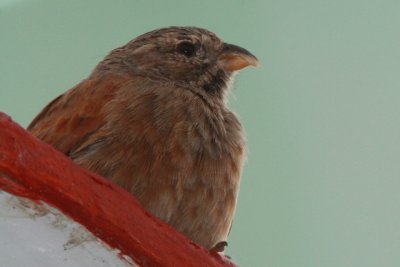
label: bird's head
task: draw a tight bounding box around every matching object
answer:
[95,26,259,102]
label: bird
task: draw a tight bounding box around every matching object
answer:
[27,26,259,252]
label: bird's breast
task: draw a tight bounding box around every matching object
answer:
[99,84,246,248]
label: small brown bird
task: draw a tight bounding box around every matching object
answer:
[28,26,259,251]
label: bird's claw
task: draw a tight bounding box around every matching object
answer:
[210,241,228,253]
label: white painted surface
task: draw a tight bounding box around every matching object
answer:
[0,191,137,267]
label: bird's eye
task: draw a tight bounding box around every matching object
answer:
[176,42,197,57]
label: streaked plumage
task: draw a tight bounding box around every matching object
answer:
[28,27,258,251]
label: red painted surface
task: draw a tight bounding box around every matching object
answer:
[0,113,238,267]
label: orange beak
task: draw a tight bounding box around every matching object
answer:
[218,43,260,72]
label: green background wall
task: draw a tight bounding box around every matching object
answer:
[1,0,400,266]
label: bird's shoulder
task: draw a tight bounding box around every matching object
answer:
[27,73,133,155]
